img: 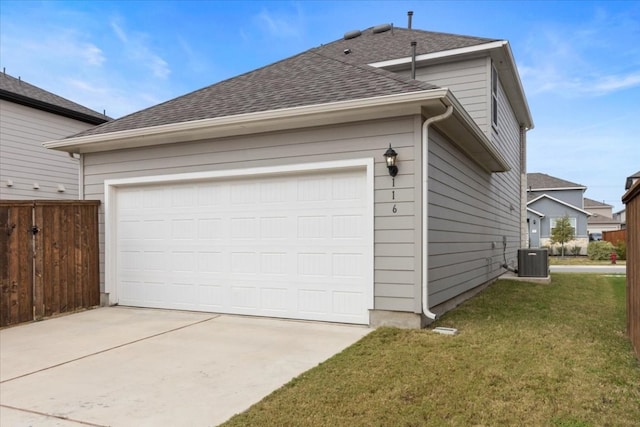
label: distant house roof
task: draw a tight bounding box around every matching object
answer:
[583,197,611,208]
[0,72,110,125]
[68,26,524,139]
[527,173,586,191]
[587,215,620,225]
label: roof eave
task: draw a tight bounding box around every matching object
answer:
[428,92,510,172]
[43,88,509,173]
[530,186,587,192]
[43,89,448,153]
[0,89,109,125]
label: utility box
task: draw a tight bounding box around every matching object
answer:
[518,249,549,277]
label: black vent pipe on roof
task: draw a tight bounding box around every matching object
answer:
[408,11,413,29]
[411,41,417,79]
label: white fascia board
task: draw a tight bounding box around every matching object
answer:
[368,41,508,68]
[43,89,450,154]
[499,42,534,129]
[527,207,545,218]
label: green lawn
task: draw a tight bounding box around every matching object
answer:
[222,275,640,427]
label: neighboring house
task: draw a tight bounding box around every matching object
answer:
[614,209,626,229]
[44,23,533,328]
[584,197,620,235]
[0,72,109,200]
[526,173,591,253]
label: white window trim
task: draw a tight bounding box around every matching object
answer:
[104,158,375,306]
[491,63,499,129]
[550,216,577,234]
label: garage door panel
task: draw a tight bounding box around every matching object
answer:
[116,168,371,324]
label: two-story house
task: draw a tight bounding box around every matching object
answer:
[526,173,591,252]
[584,197,621,236]
[0,72,110,200]
[43,21,533,328]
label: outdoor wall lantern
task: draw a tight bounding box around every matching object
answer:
[383,144,398,177]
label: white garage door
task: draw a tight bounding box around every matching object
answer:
[115,168,372,324]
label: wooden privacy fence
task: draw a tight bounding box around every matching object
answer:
[623,181,640,359]
[0,200,100,327]
[603,229,626,244]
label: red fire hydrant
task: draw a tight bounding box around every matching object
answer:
[610,252,617,264]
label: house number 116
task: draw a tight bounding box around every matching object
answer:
[391,177,397,213]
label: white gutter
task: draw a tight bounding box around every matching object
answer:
[43,90,450,153]
[421,105,454,320]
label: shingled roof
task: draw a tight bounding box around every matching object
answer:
[0,72,110,125]
[69,26,498,139]
[315,26,496,65]
[527,173,586,190]
[584,197,611,208]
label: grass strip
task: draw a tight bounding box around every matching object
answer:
[222,274,639,426]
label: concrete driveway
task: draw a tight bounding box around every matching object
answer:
[0,307,371,426]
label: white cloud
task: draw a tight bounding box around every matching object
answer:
[254,6,304,38]
[592,73,640,93]
[109,18,171,79]
[110,21,128,43]
[81,43,105,66]
[518,9,640,98]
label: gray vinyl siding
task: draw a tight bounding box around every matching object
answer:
[528,189,585,209]
[427,77,522,307]
[528,198,589,238]
[0,100,92,199]
[398,57,490,134]
[83,116,422,312]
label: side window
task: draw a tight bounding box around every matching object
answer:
[491,63,498,128]
[550,217,577,234]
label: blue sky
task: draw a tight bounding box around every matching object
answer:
[1,0,638,211]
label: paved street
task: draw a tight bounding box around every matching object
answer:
[550,265,626,274]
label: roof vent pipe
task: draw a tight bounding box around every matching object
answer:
[411,41,417,79]
[408,11,413,29]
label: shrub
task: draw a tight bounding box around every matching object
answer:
[587,241,615,260]
[615,240,627,261]
[570,245,582,256]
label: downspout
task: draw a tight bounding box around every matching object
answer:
[68,152,84,199]
[78,153,84,199]
[421,105,454,320]
[519,125,527,248]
